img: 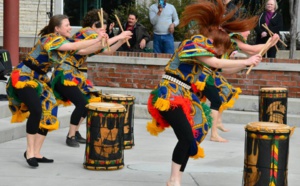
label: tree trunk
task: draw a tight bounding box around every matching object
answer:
[289,0,299,59]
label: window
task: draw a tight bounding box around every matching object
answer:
[63,0,135,27]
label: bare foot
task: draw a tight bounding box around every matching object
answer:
[167,180,180,186]
[217,125,230,132]
[210,136,228,142]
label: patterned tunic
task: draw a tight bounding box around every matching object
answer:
[6,33,72,131]
[147,35,214,159]
[196,33,246,112]
[51,27,102,105]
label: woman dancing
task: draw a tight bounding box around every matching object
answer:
[146,0,262,185]
[6,14,104,167]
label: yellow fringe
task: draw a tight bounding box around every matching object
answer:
[10,110,28,123]
[154,98,170,111]
[40,119,60,132]
[63,80,77,86]
[89,97,101,103]
[191,144,205,159]
[57,100,72,107]
[219,88,242,112]
[195,81,206,91]
[14,81,38,89]
[146,119,165,136]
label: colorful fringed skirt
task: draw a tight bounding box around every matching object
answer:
[147,79,211,159]
[213,71,241,112]
[6,63,59,131]
[197,67,241,112]
[51,62,101,105]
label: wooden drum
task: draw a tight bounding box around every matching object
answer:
[102,94,135,149]
[83,102,126,170]
[243,122,294,186]
[259,87,288,124]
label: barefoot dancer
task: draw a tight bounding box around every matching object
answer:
[146,0,261,185]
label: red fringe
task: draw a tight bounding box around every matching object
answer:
[148,95,196,137]
[11,70,20,87]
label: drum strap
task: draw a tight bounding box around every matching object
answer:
[163,73,191,90]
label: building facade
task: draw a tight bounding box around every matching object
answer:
[0,0,299,48]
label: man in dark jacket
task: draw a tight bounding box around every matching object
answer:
[117,13,150,52]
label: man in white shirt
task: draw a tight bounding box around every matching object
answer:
[149,0,179,54]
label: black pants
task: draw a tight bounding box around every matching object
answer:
[202,84,222,111]
[159,107,194,172]
[15,87,48,136]
[54,80,88,125]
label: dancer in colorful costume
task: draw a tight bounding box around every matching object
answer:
[195,7,280,142]
[146,0,262,185]
[51,9,132,147]
[6,14,103,167]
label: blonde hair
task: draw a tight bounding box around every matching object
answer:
[266,0,278,11]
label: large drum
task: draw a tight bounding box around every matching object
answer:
[83,102,126,170]
[259,87,288,124]
[243,122,294,186]
[102,94,135,149]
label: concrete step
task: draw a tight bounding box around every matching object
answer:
[1,87,298,144]
[135,104,300,127]
[0,105,75,143]
[98,86,300,114]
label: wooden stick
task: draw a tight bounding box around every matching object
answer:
[246,38,272,75]
[264,26,279,51]
[114,14,130,47]
[97,10,105,47]
[262,24,279,51]
[262,23,287,47]
[97,10,110,51]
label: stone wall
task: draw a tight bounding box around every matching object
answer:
[0,0,53,36]
[86,52,300,98]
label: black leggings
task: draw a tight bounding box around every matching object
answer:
[15,87,48,136]
[54,80,88,125]
[159,107,194,172]
[202,84,222,111]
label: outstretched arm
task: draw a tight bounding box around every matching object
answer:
[197,54,262,69]
[234,34,280,55]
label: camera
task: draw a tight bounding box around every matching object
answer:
[158,0,164,7]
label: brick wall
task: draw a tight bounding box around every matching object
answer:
[16,48,300,98]
[86,52,300,98]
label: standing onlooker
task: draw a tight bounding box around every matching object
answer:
[254,0,283,58]
[118,13,151,52]
[149,0,179,54]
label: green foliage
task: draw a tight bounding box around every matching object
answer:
[112,0,193,41]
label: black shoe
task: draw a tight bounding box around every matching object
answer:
[66,136,80,147]
[24,151,39,167]
[75,131,86,144]
[36,157,54,163]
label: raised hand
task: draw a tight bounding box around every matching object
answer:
[246,54,262,67]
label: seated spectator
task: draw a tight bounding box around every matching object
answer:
[117,13,150,52]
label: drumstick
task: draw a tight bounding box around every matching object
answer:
[114,14,130,47]
[246,38,272,75]
[98,10,105,47]
[262,24,279,52]
[97,10,110,51]
[262,23,287,47]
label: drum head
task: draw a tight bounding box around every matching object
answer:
[245,122,291,133]
[102,94,135,101]
[86,102,125,112]
[260,87,287,92]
